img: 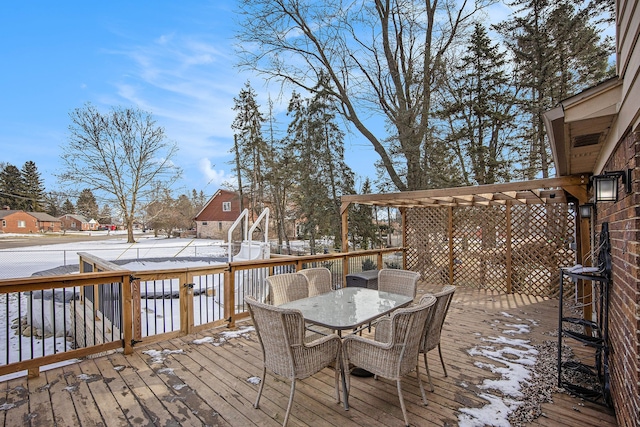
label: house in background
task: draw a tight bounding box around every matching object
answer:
[58,214,100,232]
[194,189,244,239]
[0,209,39,233]
[29,212,61,233]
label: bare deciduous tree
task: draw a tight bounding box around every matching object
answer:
[59,103,181,243]
[236,0,492,191]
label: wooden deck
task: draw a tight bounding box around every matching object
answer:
[0,286,618,426]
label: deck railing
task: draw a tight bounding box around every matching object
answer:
[0,247,403,378]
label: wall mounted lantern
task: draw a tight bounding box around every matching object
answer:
[579,203,594,219]
[592,169,632,202]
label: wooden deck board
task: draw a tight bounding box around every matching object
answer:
[45,368,81,427]
[26,372,54,427]
[0,287,618,426]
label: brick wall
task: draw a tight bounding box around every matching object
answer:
[596,130,639,427]
[0,211,38,233]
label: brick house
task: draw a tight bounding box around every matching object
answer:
[0,209,39,233]
[543,3,640,424]
[194,190,245,239]
[29,212,61,233]
[59,214,99,232]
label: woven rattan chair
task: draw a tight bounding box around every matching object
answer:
[377,268,420,298]
[300,267,333,296]
[266,273,309,306]
[420,285,456,391]
[343,294,436,427]
[245,295,343,427]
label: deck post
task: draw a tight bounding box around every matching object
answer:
[448,207,454,285]
[506,201,513,294]
[400,207,407,269]
[341,202,350,282]
[122,274,133,355]
[224,269,235,328]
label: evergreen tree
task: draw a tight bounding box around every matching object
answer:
[62,199,75,215]
[231,81,267,218]
[497,0,613,178]
[285,76,355,253]
[0,164,23,210]
[349,179,380,250]
[440,23,518,185]
[263,97,294,251]
[306,74,355,247]
[76,188,99,219]
[20,161,45,211]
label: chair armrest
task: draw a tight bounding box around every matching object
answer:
[304,333,342,348]
[373,318,392,343]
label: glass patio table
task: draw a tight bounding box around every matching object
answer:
[279,287,414,409]
[279,286,414,335]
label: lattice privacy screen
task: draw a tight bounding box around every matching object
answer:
[405,203,576,297]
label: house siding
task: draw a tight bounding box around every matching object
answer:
[0,211,39,233]
[58,215,98,231]
[194,190,244,240]
[597,130,639,427]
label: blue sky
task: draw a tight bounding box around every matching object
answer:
[0,1,384,199]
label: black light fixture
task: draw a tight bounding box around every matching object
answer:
[579,203,593,219]
[592,169,632,202]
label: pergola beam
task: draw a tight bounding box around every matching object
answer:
[342,175,588,207]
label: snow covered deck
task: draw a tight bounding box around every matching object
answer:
[0,286,617,426]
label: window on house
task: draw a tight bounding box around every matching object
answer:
[222,201,231,212]
[2,220,5,227]
[218,222,222,230]
[17,220,26,228]
[202,222,207,225]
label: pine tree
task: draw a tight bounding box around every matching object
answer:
[76,188,99,219]
[231,81,267,219]
[306,74,355,247]
[440,23,518,185]
[62,199,75,215]
[20,161,45,211]
[262,97,294,251]
[498,0,613,178]
[349,179,380,250]
[285,76,355,253]
[0,164,24,210]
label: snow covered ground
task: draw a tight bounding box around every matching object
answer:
[0,233,229,382]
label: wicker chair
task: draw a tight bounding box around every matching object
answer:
[378,268,420,298]
[343,294,437,427]
[266,273,309,305]
[245,295,343,427]
[300,267,333,296]
[420,285,456,391]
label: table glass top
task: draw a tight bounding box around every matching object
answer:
[279,287,413,330]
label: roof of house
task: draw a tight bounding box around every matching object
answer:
[194,189,243,221]
[28,212,61,222]
[0,210,23,219]
[60,214,90,223]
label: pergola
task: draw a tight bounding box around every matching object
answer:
[339,174,594,317]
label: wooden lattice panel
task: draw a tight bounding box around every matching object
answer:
[511,204,575,297]
[406,208,449,285]
[453,206,507,291]
[406,203,576,297]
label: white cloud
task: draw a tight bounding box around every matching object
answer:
[199,158,228,186]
